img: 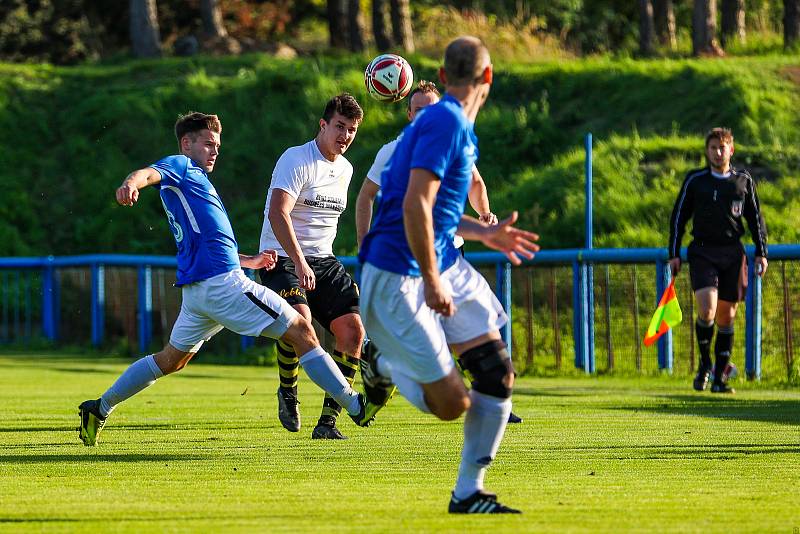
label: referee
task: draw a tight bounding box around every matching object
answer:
[668,127,767,394]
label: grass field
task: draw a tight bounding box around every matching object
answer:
[1,353,798,533]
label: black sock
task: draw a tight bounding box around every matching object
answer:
[319,350,357,425]
[695,318,715,371]
[277,339,299,396]
[714,325,734,383]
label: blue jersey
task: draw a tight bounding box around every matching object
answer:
[151,155,240,285]
[359,94,478,276]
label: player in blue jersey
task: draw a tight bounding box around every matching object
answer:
[357,37,540,514]
[77,112,371,446]
[354,80,523,425]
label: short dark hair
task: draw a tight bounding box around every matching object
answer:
[406,80,441,110]
[322,93,363,123]
[175,112,222,143]
[444,36,490,86]
[705,127,734,148]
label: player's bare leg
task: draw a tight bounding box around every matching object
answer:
[313,313,364,439]
[273,304,313,433]
[276,316,367,426]
[79,343,191,446]
[447,332,520,514]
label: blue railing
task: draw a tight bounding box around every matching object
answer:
[1,245,799,379]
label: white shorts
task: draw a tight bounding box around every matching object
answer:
[360,256,507,384]
[169,269,299,353]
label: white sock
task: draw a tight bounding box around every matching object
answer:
[299,346,360,415]
[99,354,163,418]
[391,367,431,414]
[453,390,512,500]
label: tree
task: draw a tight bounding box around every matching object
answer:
[721,0,746,47]
[129,0,161,58]
[328,0,348,49]
[692,0,723,56]
[348,0,365,52]
[389,0,414,52]
[639,0,656,55]
[372,0,393,51]
[654,0,677,49]
[200,0,227,38]
[785,0,800,49]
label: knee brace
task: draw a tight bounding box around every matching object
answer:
[457,340,514,399]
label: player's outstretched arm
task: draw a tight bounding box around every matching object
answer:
[458,211,539,266]
[355,178,381,249]
[116,168,162,206]
[240,250,278,271]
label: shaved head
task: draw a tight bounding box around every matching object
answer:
[443,36,491,86]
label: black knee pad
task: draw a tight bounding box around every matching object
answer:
[457,340,514,399]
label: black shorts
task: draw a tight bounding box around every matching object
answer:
[258,256,359,331]
[687,242,746,302]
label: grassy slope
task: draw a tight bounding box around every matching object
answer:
[1,354,799,532]
[0,54,798,256]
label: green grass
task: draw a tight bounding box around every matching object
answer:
[1,353,798,532]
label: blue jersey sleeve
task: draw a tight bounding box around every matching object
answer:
[409,110,459,180]
[150,155,189,187]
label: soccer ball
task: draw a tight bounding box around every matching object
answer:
[364,54,414,103]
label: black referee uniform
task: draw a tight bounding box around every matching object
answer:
[668,166,767,389]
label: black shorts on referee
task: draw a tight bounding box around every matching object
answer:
[687,241,746,302]
[258,255,359,331]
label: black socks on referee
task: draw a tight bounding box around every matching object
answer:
[714,325,734,384]
[695,318,715,371]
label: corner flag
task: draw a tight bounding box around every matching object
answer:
[643,278,682,346]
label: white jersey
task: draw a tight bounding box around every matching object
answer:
[366,135,466,248]
[260,139,353,257]
[366,138,400,186]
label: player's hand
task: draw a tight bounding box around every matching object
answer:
[245,250,278,271]
[479,212,498,225]
[668,257,681,276]
[295,258,316,291]
[116,182,139,206]
[755,256,768,277]
[481,211,540,266]
[423,279,455,317]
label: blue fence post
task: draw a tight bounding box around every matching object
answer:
[495,262,513,359]
[41,261,58,342]
[90,263,105,347]
[655,260,673,372]
[137,265,152,354]
[585,263,595,373]
[572,260,584,370]
[583,133,596,374]
[745,256,763,380]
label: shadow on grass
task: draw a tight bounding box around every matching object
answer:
[613,394,800,426]
[0,453,209,463]
[0,427,76,433]
[0,518,84,523]
[544,442,800,459]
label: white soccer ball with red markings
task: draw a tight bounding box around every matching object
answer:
[364,54,414,103]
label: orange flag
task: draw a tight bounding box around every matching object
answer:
[644,279,682,346]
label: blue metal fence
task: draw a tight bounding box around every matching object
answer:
[1,245,798,379]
